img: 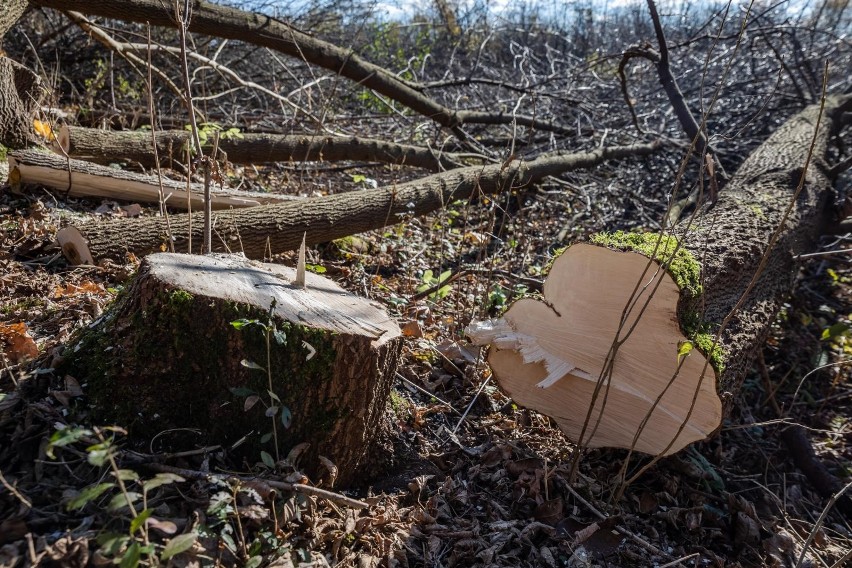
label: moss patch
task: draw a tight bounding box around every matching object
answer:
[590,231,702,299]
[590,231,725,373]
[693,332,724,372]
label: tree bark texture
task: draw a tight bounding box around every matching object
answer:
[466,96,850,456]
[0,0,28,40]
[681,95,850,413]
[56,142,660,264]
[9,148,295,210]
[59,253,402,486]
[0,56,41,150]
[32,0,571,135]
[57,125,467,171]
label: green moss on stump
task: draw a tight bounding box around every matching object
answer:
[590,231,725,373]
[61,281,343,461]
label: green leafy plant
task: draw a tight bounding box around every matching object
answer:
[183,122,244,153]
[486,283,528,313]
[350,173,378,188]
[230,301,292,464]
[416,268,453,302]
[46,426,194,567]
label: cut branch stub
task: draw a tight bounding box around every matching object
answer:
[467,243,722,456]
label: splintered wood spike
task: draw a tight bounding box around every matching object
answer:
[295,231,306,288]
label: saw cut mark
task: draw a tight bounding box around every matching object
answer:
[468,243,722,456]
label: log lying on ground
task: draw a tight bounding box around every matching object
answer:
[59,252,402,486]
[468,95,851,456]
[8,149,295,210]
[55,124,469,171]
[56,142,660,265]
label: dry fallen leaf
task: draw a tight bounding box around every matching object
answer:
[119,204,144,217]
[33,119,55,141]
[401,320,423,338]
[0,322,39,363]
[54,280,105,298]
[534,497,564,525]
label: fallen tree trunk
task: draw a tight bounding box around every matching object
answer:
[8,149,295,210]
[56,142,660,265]
[468,95,851,456]
[55,125,470,171]
[32,0,571,136]
[58,252,402,486]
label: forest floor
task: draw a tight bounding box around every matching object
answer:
[0,150,850,568]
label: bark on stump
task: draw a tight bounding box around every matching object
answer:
[468,96,851,457]
[60,253,402,486]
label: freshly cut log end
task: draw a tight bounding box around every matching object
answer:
[467,242,722,456]
[60,253,402,485]
[56,226,95,265]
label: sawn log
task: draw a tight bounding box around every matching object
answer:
[468,96,852,456]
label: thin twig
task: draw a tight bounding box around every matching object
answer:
[396,372,460,415]
[146,23,174,252]
[659,552,700,568]
[564,484,672,560]
[452,376,491,435]
[794,479,852,568]
[142,463,369,509]
[0,469,32,508]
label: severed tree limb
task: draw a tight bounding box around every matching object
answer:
[55,124,473,171]
[757,351,852,519]
[55,141,660,265]
[467,95,851,460]
[65,10,324,128]
[619,0,714,162]
[31,0,574,136]
[645,0,710,158]
[781,425,852,519]
[8,149,295,210]
[0,0,28,39]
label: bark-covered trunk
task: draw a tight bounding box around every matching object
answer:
[0,57,40,151]
[681,96,849,411]
[56,125,467,171]
[55,142,660,265]
[59,253,402,486]
[467,96,851,456]
[0,0,28,40]
[0,0,37,151]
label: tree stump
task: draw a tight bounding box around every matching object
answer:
[60,253,402,486]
